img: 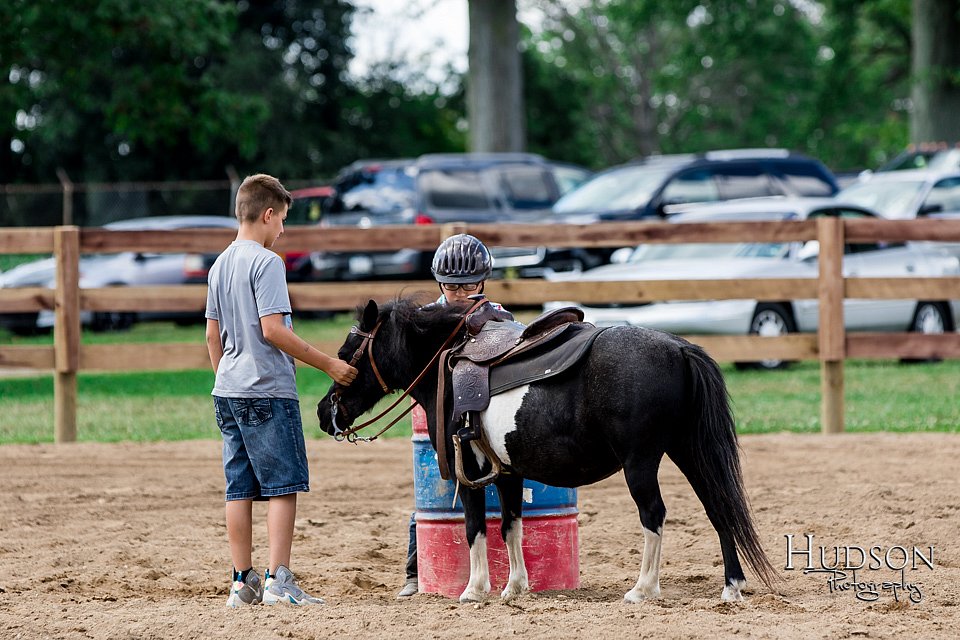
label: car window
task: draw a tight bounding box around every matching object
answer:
[420,169,493,209]
[553,165,674,214]
[773,162,837,196]
[496,166,556,209]
[551,165,592,194]
[291,196,325,224]
[925,177,960,213]
[713,165,778,199]
[660,169,721,204]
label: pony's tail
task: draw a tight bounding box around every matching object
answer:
[679,343,778,589]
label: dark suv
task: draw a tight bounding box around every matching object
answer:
[553,149,839,224]
[308,153,591,280]
[497,149,841,277]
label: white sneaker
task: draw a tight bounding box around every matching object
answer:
[225,569,263,608]
[396,581,418,599]
[262,566,324,606]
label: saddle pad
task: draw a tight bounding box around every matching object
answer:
[489,324,607,396]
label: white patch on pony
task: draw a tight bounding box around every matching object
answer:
[459,533,491,603]
[478,384,530,466]
[721,578,747,602]
[624,526,663,603]
[500,518,529,601]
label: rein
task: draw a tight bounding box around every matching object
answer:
[329,298,486,443]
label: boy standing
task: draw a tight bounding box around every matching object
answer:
[205,173,357,608]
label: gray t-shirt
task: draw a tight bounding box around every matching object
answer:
[205,239,297,400]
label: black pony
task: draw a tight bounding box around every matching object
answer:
[317,297,777,603]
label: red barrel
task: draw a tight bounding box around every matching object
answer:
[411,404,579,598]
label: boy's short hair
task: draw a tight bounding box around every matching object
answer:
[235,174,293,223]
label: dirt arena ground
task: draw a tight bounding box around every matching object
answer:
[0,432,957,640]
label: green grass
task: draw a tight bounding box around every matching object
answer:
[1,319,959,443]
[0,253,49,272]
[0,368,414,444]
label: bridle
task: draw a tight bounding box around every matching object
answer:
[327,298,485,443]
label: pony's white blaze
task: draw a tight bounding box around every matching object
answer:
[478,384,530,466]
[624,526,663,603]
[501,519,529,601]
[459,533,491,603]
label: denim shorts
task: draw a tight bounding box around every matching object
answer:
[214,396,309,501]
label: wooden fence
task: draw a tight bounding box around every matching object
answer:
[2,218,960,442]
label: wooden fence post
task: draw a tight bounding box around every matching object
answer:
[54,226,81,443]
[817,217,845,434]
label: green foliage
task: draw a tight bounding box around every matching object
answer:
[0,0,469,184]
[0,0,953,183]
[524,0,917,171]
[2,0,266,181]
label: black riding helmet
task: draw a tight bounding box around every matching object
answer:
[431,233,493,284]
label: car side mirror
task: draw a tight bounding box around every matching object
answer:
[797,241,820,262]
[918,203,943,216]
[609,247,633,264]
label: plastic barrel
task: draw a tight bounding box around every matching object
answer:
[411,404,579,598]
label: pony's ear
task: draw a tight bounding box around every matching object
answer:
[360,299,379,330]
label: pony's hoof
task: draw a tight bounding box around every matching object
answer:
[459,589,486,604]
[623,587,660,603]
[721,579,746,602]
[500,583,529,602]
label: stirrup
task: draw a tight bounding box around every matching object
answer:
[452,431,502,489]
[456,425,480,443]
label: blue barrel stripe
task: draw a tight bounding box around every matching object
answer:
[413,436,578,520]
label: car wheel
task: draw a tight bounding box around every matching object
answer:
[901,301,952,363]
[90,311,136,332]
[910,301,950,334]
[735,303,797,371]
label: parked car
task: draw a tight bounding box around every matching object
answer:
[836,169,960,219]
[308,158,421,280]
[876,143,960,172]
[0,215,238,334]
[506,148,841,277]
[283,184,333,281]
[551,148,839,224]
[308,153,592,281]
[544,198,960,369]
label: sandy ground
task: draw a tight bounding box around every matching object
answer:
[0,432,958,640]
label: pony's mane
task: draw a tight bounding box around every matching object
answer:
[353,294,464,336]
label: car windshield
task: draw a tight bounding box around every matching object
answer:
[628,241,789,262]
[553,165,674,214]
[837,179,925,217]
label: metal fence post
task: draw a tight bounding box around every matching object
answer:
[56,168,74,226]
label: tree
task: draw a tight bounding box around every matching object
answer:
[467,0,525,152]
[0,0,366,183]
[524,0,920,170]
[910,0,960,142]
[1,0,267,182]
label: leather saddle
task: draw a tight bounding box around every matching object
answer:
[436,299,605,484]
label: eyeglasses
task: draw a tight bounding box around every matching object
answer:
[440,282,481,292]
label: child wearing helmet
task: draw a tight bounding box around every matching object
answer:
[397,233,510,598]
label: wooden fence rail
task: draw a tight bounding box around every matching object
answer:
[2,218,960,441]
